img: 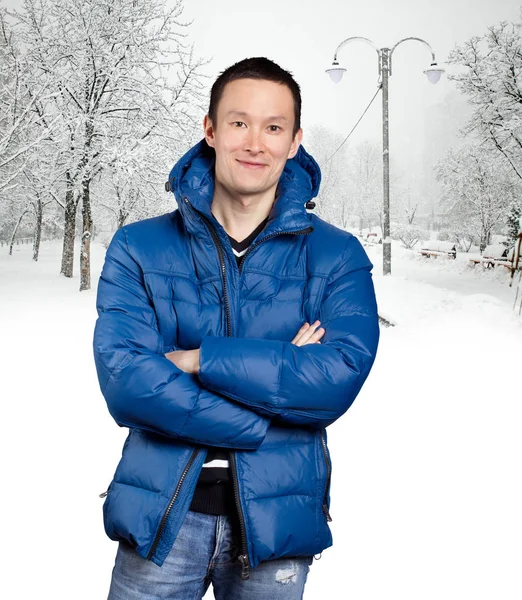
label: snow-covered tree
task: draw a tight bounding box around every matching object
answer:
[12,0,207,290]
[436,141,516,251]
[392,175,425,227]
[346,140,382,232]
[506,200,522,246]
[0,10,55,198]
[93,106,200,231]
[448,14,522,182]
[304,125,352,229]
[0,11,59,255]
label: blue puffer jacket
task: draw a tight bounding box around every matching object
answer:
[93,138,380,577]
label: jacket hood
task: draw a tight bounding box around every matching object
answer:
[167,138,321,235]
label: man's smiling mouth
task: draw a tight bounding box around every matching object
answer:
[237,159,268,169]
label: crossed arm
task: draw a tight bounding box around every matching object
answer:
[93,227,379,449]
[164,320,325,374]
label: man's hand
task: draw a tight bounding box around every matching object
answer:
[165,349,200,374]
[291,320,325,346]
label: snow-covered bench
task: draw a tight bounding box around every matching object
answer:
[469,244,515,269]
[361,232,382,246]
[419,241,457,259]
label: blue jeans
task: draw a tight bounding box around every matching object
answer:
[107,509,314,599]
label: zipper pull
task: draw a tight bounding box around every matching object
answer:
[99,489,109,498]
[322,504,333,522]
[238,554,250,580]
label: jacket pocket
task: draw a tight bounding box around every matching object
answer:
[319,430,332,522]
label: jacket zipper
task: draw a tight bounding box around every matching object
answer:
[147,448,200,561]
[229,451,251,580]
[184,198,232,336]
[235,224,314,578]
[320,431,333,522]
[184,197,251,575]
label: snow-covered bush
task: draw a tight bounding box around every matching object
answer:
[434,227,476,252]
[391,223,429,249]
[451,227,476,253]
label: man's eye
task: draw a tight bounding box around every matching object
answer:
[268,125,281,132]
[232,121,246,127]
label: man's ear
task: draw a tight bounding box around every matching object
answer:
[288,128,303,159]
[203,115,216,148]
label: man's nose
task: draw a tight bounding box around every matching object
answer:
[245,127,264,153]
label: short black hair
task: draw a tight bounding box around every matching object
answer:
[208,57,302,138]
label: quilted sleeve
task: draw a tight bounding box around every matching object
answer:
[198,235,380,429]
[93,227,270,449]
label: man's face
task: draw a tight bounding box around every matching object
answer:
[204,78,302,199]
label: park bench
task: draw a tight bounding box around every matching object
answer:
[419,240,457,259]
[468,244,514,269]
[360,232,382,246]
[365,232,381,244]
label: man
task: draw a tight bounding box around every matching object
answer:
[93,57,380,599]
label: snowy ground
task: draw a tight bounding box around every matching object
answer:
[2,238,521,599]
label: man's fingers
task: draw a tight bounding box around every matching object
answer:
[291,322,310,345]
[292,321,323,346]
[299,325,325,346]
[309,327,325,343]
[293,321,316,345]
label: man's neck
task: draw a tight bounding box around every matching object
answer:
[211,181,276,242]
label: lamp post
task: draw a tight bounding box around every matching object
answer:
[326,37,445,275]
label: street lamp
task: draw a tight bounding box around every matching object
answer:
[326,36,445,275]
